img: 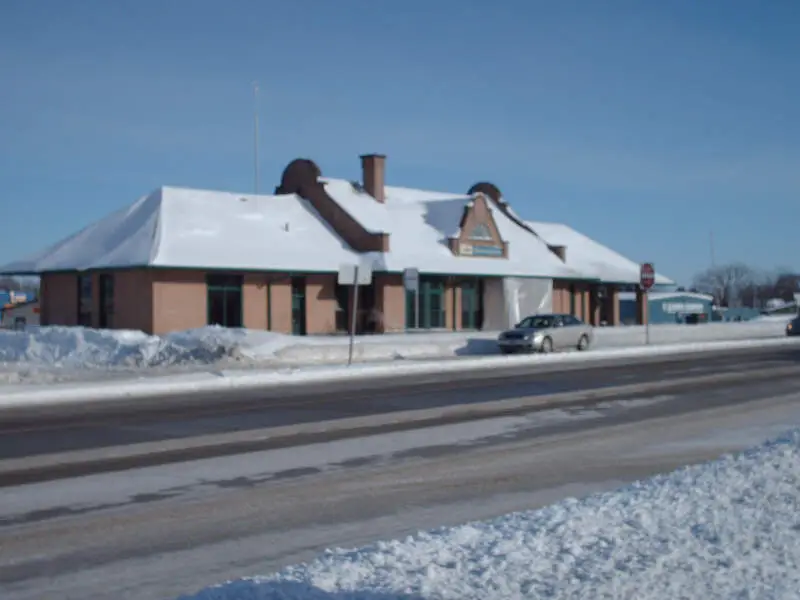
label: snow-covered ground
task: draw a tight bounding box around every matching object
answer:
[178,428,800,600]
[0,318,792,385]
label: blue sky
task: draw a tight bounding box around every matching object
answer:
[1,0,798,285]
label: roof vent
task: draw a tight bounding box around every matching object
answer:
[284,222,290,232]
[350,180,366,194]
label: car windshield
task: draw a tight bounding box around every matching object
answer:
[517,316,554,329]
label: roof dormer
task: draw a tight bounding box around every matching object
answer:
[447,192,509,258]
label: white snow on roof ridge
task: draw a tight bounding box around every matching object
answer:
[1,185,362,274]
[527,220,674,285]
[151,186,360,271]
[321,180,584,279]
[319,178,390,234]
[0,189,163,273]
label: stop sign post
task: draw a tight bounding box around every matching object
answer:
[640,263,655,290]
[640,263,655,345]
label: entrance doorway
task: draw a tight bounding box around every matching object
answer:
[406,276,446,329]
[460,279,483,330]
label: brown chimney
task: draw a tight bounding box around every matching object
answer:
[360,154,386,203]
[548,244,567,261]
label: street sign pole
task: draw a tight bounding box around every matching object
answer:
[415,287,420,330]
[348,265,360,366]
[640,262,655,346]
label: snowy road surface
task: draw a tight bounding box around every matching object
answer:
[2,370,800,599]
[1,344,797,462]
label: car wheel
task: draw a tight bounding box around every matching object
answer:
[500,347,512,355]
[577,335,590,351]
[540,336,553,354]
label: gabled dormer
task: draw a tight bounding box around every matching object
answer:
[447,192,509,258]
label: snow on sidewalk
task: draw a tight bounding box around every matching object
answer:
[3,336,798,408]
[178,428,800,600]
[0,318,791,384]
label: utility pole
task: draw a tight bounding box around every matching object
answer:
[253,81,260,196]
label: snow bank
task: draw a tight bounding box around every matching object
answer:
[0,326,296,370]
[178,429,800,600]
[0,320,789,374]
[753,313,798,323]
[3,337,797,409]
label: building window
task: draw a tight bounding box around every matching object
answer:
[291,277,306,335]
[460,279,481,330]
[98,274,114,328]
[406,276,446,329]
[78,274,92,327]
[569,284,577,316]
[468,223,493,241]
[207,274,243,328]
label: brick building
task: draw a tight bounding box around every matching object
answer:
[1,154,671,335]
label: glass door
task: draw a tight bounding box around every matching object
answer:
[425,279,444,328]
[461,280,478,330]
[406,276,446,329]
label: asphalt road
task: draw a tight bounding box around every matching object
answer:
[3,344,800,460]
[2,370,800,600]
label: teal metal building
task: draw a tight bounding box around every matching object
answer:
[619,291,714,325]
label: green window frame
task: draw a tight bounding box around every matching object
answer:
[405,276,446,329]
[206,274,243,328]
[460,279,479,330]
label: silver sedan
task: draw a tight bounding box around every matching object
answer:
[497,313,594,354]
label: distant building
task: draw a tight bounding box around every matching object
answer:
[620,291,714,325]
[0,154,673,335]
[1,300,40,329]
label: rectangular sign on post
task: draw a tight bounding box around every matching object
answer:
[338,262,374,366]
[639,263,655,291]
[402,268,419,292]
[403,268,421,331]
[338,263,373,286]
[640,263,655,345]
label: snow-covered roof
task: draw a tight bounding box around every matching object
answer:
[2,179,666,284]
[0,187,361,273]
[526,221,674,285]
[322,178,585,279]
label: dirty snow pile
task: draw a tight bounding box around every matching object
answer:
[179,429,800,600]
[0,326,293,369]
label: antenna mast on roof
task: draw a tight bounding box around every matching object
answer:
[252,81,260,196]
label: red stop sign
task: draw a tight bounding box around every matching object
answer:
[640,263,655,290]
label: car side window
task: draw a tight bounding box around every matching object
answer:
[564,315,581,326]
[553,316,563,327]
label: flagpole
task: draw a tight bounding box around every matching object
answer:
[253,81,260,196]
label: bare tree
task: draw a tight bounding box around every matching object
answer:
[692,263,756,307]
